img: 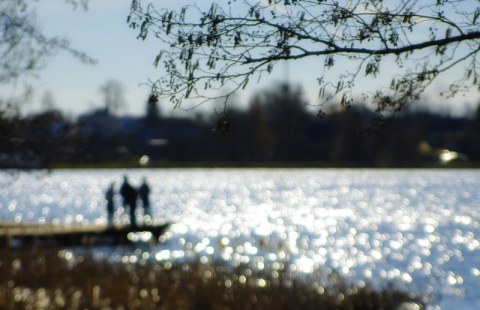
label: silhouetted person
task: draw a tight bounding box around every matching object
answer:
[105,182,115,226]
[120,176,137,227]
[139,177,151,219]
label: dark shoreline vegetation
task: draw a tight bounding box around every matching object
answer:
[3,83,480,170]
[47,160,480,170]
[8,158,480,173]
[0,247,425,309]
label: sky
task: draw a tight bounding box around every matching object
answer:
[3,1,479,118]
[6,0,289,118]
[29,1,162,117]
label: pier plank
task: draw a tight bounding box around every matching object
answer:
[0,221,170,247]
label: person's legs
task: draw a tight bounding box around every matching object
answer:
[129,203,137,227]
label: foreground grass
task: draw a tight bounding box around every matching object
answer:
[0,247,423,309]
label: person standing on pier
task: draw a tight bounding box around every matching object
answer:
[105,182,115,226]
[120,176,137,227]
[139,177,151,220]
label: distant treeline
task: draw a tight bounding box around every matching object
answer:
[2,84,480,168]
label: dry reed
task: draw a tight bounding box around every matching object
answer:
[0,246,424,309]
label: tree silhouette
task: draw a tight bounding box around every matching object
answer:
[128,0,480,121]
[259,84,310,161]
[41,90,57,112]
[330,107,374,164]
[145,94,161,128]
[100,79,127,114]
[0,0,96,168]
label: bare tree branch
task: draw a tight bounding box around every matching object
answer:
[127,0,480,119]
[0,0,95,85]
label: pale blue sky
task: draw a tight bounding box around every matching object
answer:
[5,1,479,118]
[17,1,291,117]
[32,1,161,116]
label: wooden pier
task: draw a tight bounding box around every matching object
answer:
[0,221,170,247]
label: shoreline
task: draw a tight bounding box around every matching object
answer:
[30,160,480,170]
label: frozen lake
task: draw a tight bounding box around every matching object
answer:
[1,168,480,308]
